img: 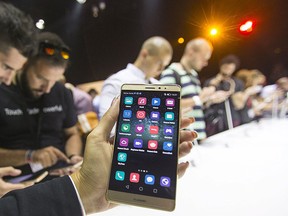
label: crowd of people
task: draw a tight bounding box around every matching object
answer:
[96,37,288,141]
[0,2,287,215]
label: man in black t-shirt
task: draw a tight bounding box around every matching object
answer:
[0,1,39,196]
[0,32,83,172]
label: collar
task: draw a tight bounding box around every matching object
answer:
[127,63,147,81]
[170,62,199,77]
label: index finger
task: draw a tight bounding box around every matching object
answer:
[180,117,195,129]
[51,148,69,162]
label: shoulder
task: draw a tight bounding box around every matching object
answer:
[0,84,21,104]
[160,63,181,84]
[162,63,182,76]
[103,68,128,85]
[51,82,72,96]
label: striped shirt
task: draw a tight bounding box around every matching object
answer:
[160,63,206,140]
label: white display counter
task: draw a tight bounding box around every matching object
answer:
[93,118,288,216]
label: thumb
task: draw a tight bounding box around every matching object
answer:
[0,167,21,178]
[90,96,120,140]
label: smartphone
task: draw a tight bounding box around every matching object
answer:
[7,171,48,185]
[107,84,181,211]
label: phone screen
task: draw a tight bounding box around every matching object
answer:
[108,84,181,211]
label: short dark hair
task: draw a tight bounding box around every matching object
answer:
[30,32,70,69]
[0,2,37,57]
[219,54,240,70]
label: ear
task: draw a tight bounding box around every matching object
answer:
[140,49,149,59]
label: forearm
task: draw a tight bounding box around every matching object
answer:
[180,98,195,108]
[231,91,249,110]
[0,148,27,167]
[65,134,83,157]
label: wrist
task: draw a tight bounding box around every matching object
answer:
[192,95,202,106]
[71,170,103,214]
[68,154,77,160]
[25,150,35,163]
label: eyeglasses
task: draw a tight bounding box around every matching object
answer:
[39,42,70,60]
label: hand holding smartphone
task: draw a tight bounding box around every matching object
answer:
[6,171,48,186]
[107,84,181,211]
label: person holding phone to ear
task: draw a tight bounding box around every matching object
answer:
[0,96,196,215]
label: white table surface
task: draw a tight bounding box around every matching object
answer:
[91,118,288,216]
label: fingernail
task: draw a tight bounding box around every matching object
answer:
[111,95,120,105]
[188,141,193,148]
[192,131,198,138]
[189,117,195,123]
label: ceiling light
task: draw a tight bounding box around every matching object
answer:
[76,0,86,4]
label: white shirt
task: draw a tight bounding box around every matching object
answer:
[98,63,159,119]
[261,84,277,98]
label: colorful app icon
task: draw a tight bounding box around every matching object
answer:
[166,98,175,107]
[117,152,127,162]
[130,172,140,183]
[121,123,130,132]
[138,97,147,105]
[152,98,161,106]
[145,174,155,185]
[163,141,173,151]
[150,111,160,120]
[148,140,158,150]
[135,124,144,133]
[160,176,171,187]
[115,171,125,181]
[136,111,146,119]
[149,126,159,134]
[133,139,143,148]
[119,138,129,147]
[124,97,133,105]
[123,110,132,118]
[165,112,174,121]
[163,126,174,135]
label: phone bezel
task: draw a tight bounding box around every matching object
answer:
[107,84,181,211]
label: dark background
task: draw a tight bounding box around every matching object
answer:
[5,0,288,85]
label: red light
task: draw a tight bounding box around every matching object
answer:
[239,20,254,34]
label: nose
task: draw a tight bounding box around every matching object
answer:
[3,71,15,86]
[42,80,55,94]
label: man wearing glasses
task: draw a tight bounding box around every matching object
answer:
[0,32,83,175]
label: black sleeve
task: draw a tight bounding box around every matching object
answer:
[63,86,78,129]
[0,176,83,216]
